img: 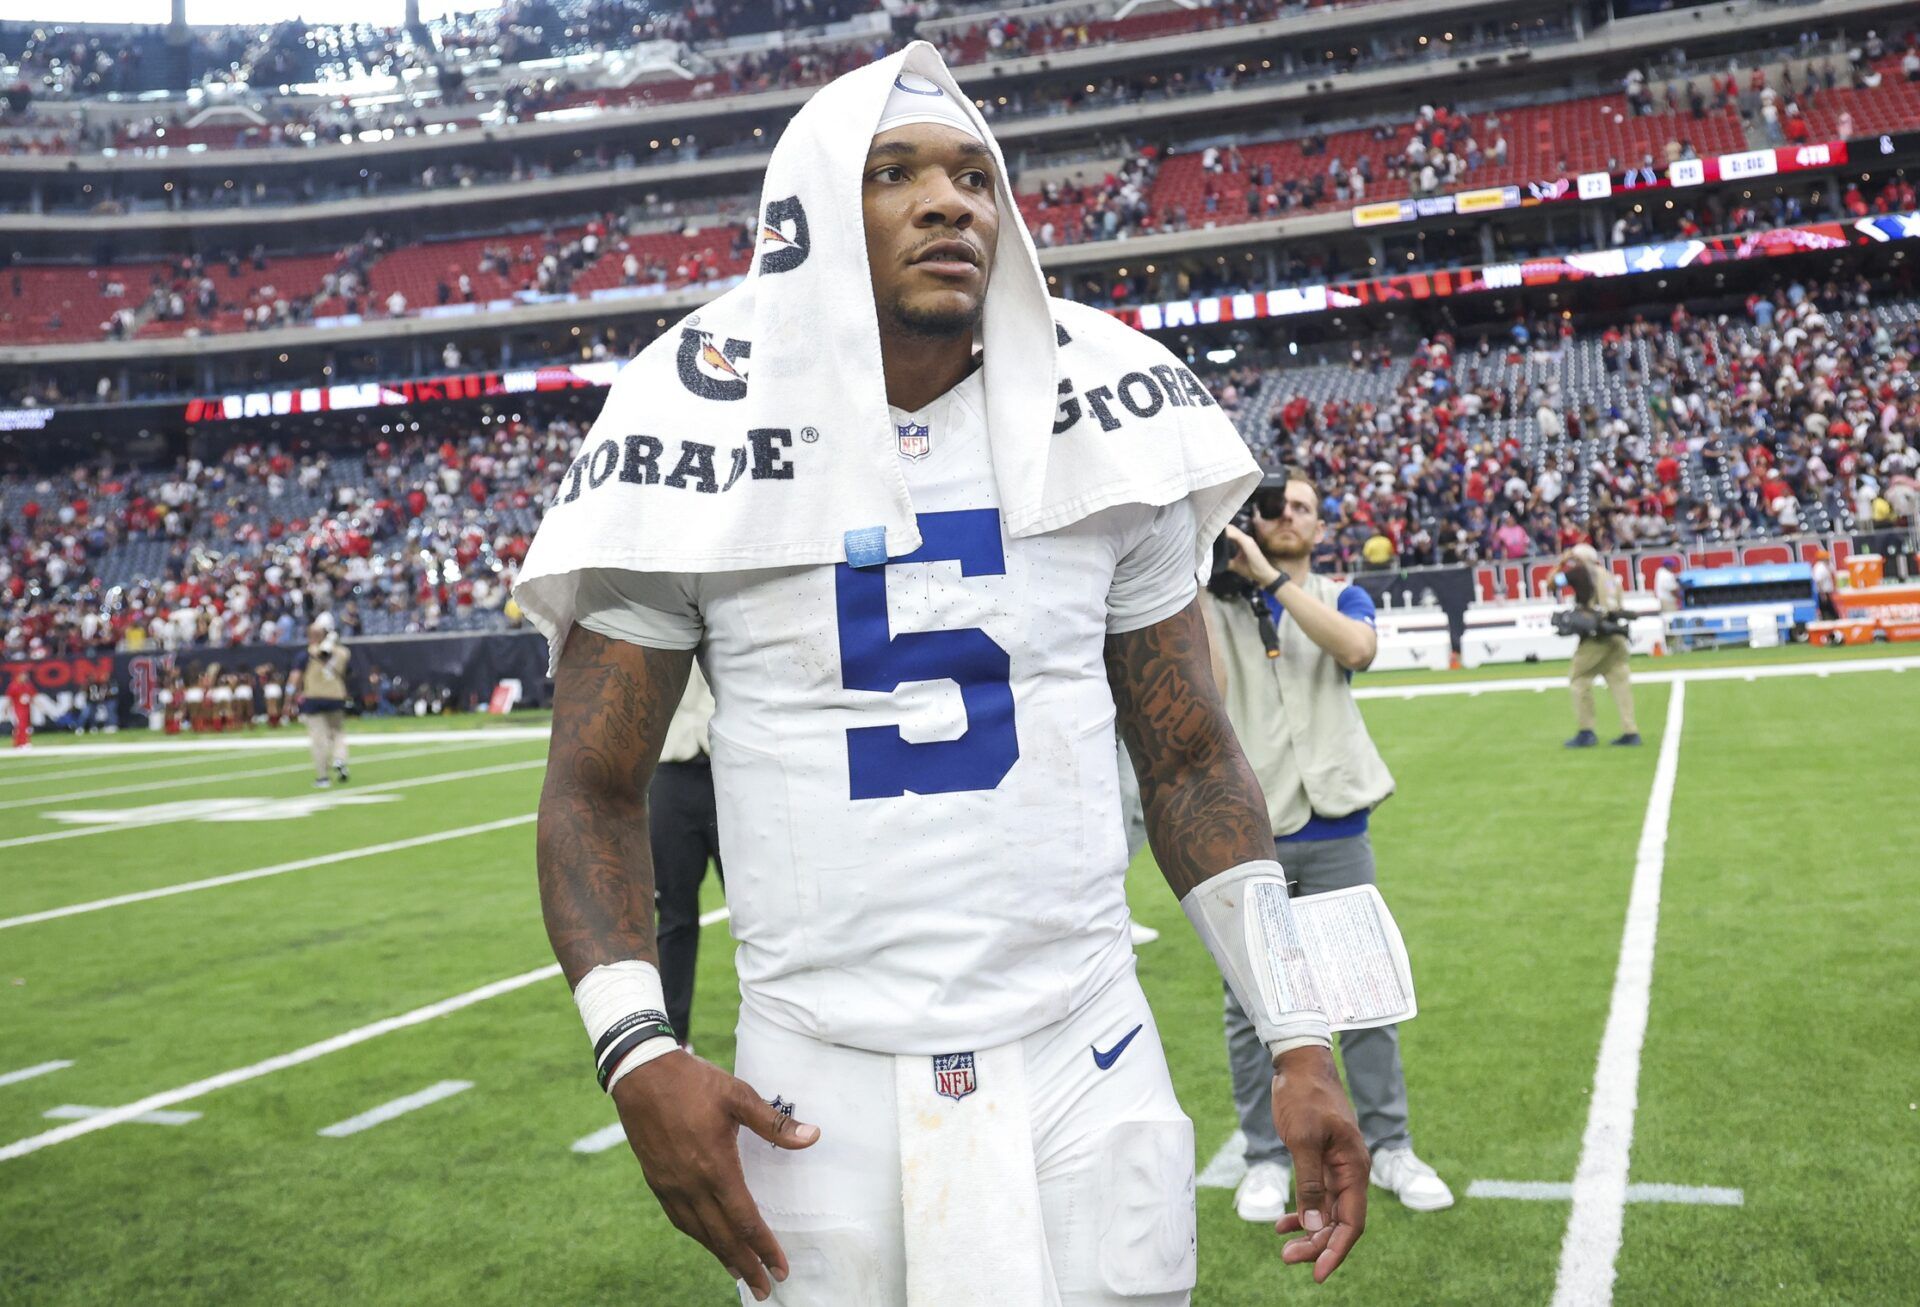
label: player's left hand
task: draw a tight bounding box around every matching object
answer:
[1269,1045,1368,1283]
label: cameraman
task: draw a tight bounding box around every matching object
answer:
[1200,471,1453,1222]
[295,620,353,787]
[1556,544,1640,748]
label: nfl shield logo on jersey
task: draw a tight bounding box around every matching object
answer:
[932,1052,977,1101]
[897,421,932,461]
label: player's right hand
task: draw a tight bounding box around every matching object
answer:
[611,1049,819,1303]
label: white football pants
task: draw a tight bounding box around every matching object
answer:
[734,966,1195,1306]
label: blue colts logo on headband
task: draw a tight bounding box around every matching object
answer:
[892,73,945,97]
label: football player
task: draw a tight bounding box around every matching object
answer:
[530,53,1369,1307]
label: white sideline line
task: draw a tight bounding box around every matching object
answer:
[1354,654,1920,701]
[0,726,551,761]
[1196,1129,1249,1189]
[0,814,538,930]
[571,1123,629,1155]
[0,740,532,812]
[45,1104,201,1127]
[0,758,545,850]
[1551,681,1687,1307]
[1470,1179,1742,1206]
[317,1079,473,1137]
[0,1060,74,1087]
[699,906,730,927]
[0,963,560,1162]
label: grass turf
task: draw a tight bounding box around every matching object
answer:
[0,662,1913,1305]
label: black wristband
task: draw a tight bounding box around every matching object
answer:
[593,1009,676,1091]
[1262,569,1292,595]
[593,1009,672,1063]
[596,1023,677,1092]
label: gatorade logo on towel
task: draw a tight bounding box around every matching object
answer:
[757,195,810,275]
[676,329,751,401]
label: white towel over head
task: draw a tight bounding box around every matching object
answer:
[512,40,1258,665]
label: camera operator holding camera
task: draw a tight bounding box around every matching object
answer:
[1200,471,1453,1221]
[295,619,353,787]
[1554,544,1640,749]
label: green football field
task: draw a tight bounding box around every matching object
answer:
[2,651,1916,1306]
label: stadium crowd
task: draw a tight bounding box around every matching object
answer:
[0,420,577,660]
[6,287,1916,656]
[1252,290,1920,572]
[1,3,1563,159]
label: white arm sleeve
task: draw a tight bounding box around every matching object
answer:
[1181,859,1334,1057]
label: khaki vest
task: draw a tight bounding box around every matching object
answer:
[1571,556,1623,613]
[302,642,350,702]
[1207,572,1395,836]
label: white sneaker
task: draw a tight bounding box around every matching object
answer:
[1233,1159,1292,1223]
[1370,1146,1454,1211]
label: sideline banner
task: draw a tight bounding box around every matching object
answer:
[1,630,551,734]
[1463,530,1916,603]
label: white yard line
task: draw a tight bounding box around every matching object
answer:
[0,741,533,812]
[571,1123,629,1155]
[0,1060,74,1088]
[1550,681,1687,1307]
[0,963,560,1162]
[1354,654,1917,701]
[0,814,538,931]
[44,1104,201,1126]
[0,727,550,761]
[1473,1180,1573,1201]
[0,758,545,851]
[317,1080,474,1137]
[1470,1179,1742,1206]
[0,752,258,785]
[1624,1183,1742,1206]
[1196,1130,1249,1190]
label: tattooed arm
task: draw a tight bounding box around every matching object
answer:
[539,626,814,1303]
[1104,598,1270,897]
[537,625,690,984]
[1106,598,1368,1282]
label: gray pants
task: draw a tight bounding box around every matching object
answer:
[1226,832,1412,1166]
[303,710,347,778]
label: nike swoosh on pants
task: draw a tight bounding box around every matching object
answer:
[1090,1023,1144,1071]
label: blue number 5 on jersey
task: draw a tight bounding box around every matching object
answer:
[834,509,1020,799]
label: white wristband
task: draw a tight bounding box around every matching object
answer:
[604,1034,679,1092]
[1181,859,1333,1057]
[574,960,678,1091]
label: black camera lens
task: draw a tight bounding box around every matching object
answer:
[1250,489,1290,520]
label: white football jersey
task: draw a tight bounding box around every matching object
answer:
[574,363,1197,1052]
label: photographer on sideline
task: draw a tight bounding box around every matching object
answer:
[1555,544,1640,748]
[295,620,352,787]
[1201,471,1453,1222]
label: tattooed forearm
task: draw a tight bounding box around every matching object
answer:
[536,626,694,987]
[1106,598,1273,897]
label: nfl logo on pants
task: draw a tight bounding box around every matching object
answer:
[932,1052,976,1101]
